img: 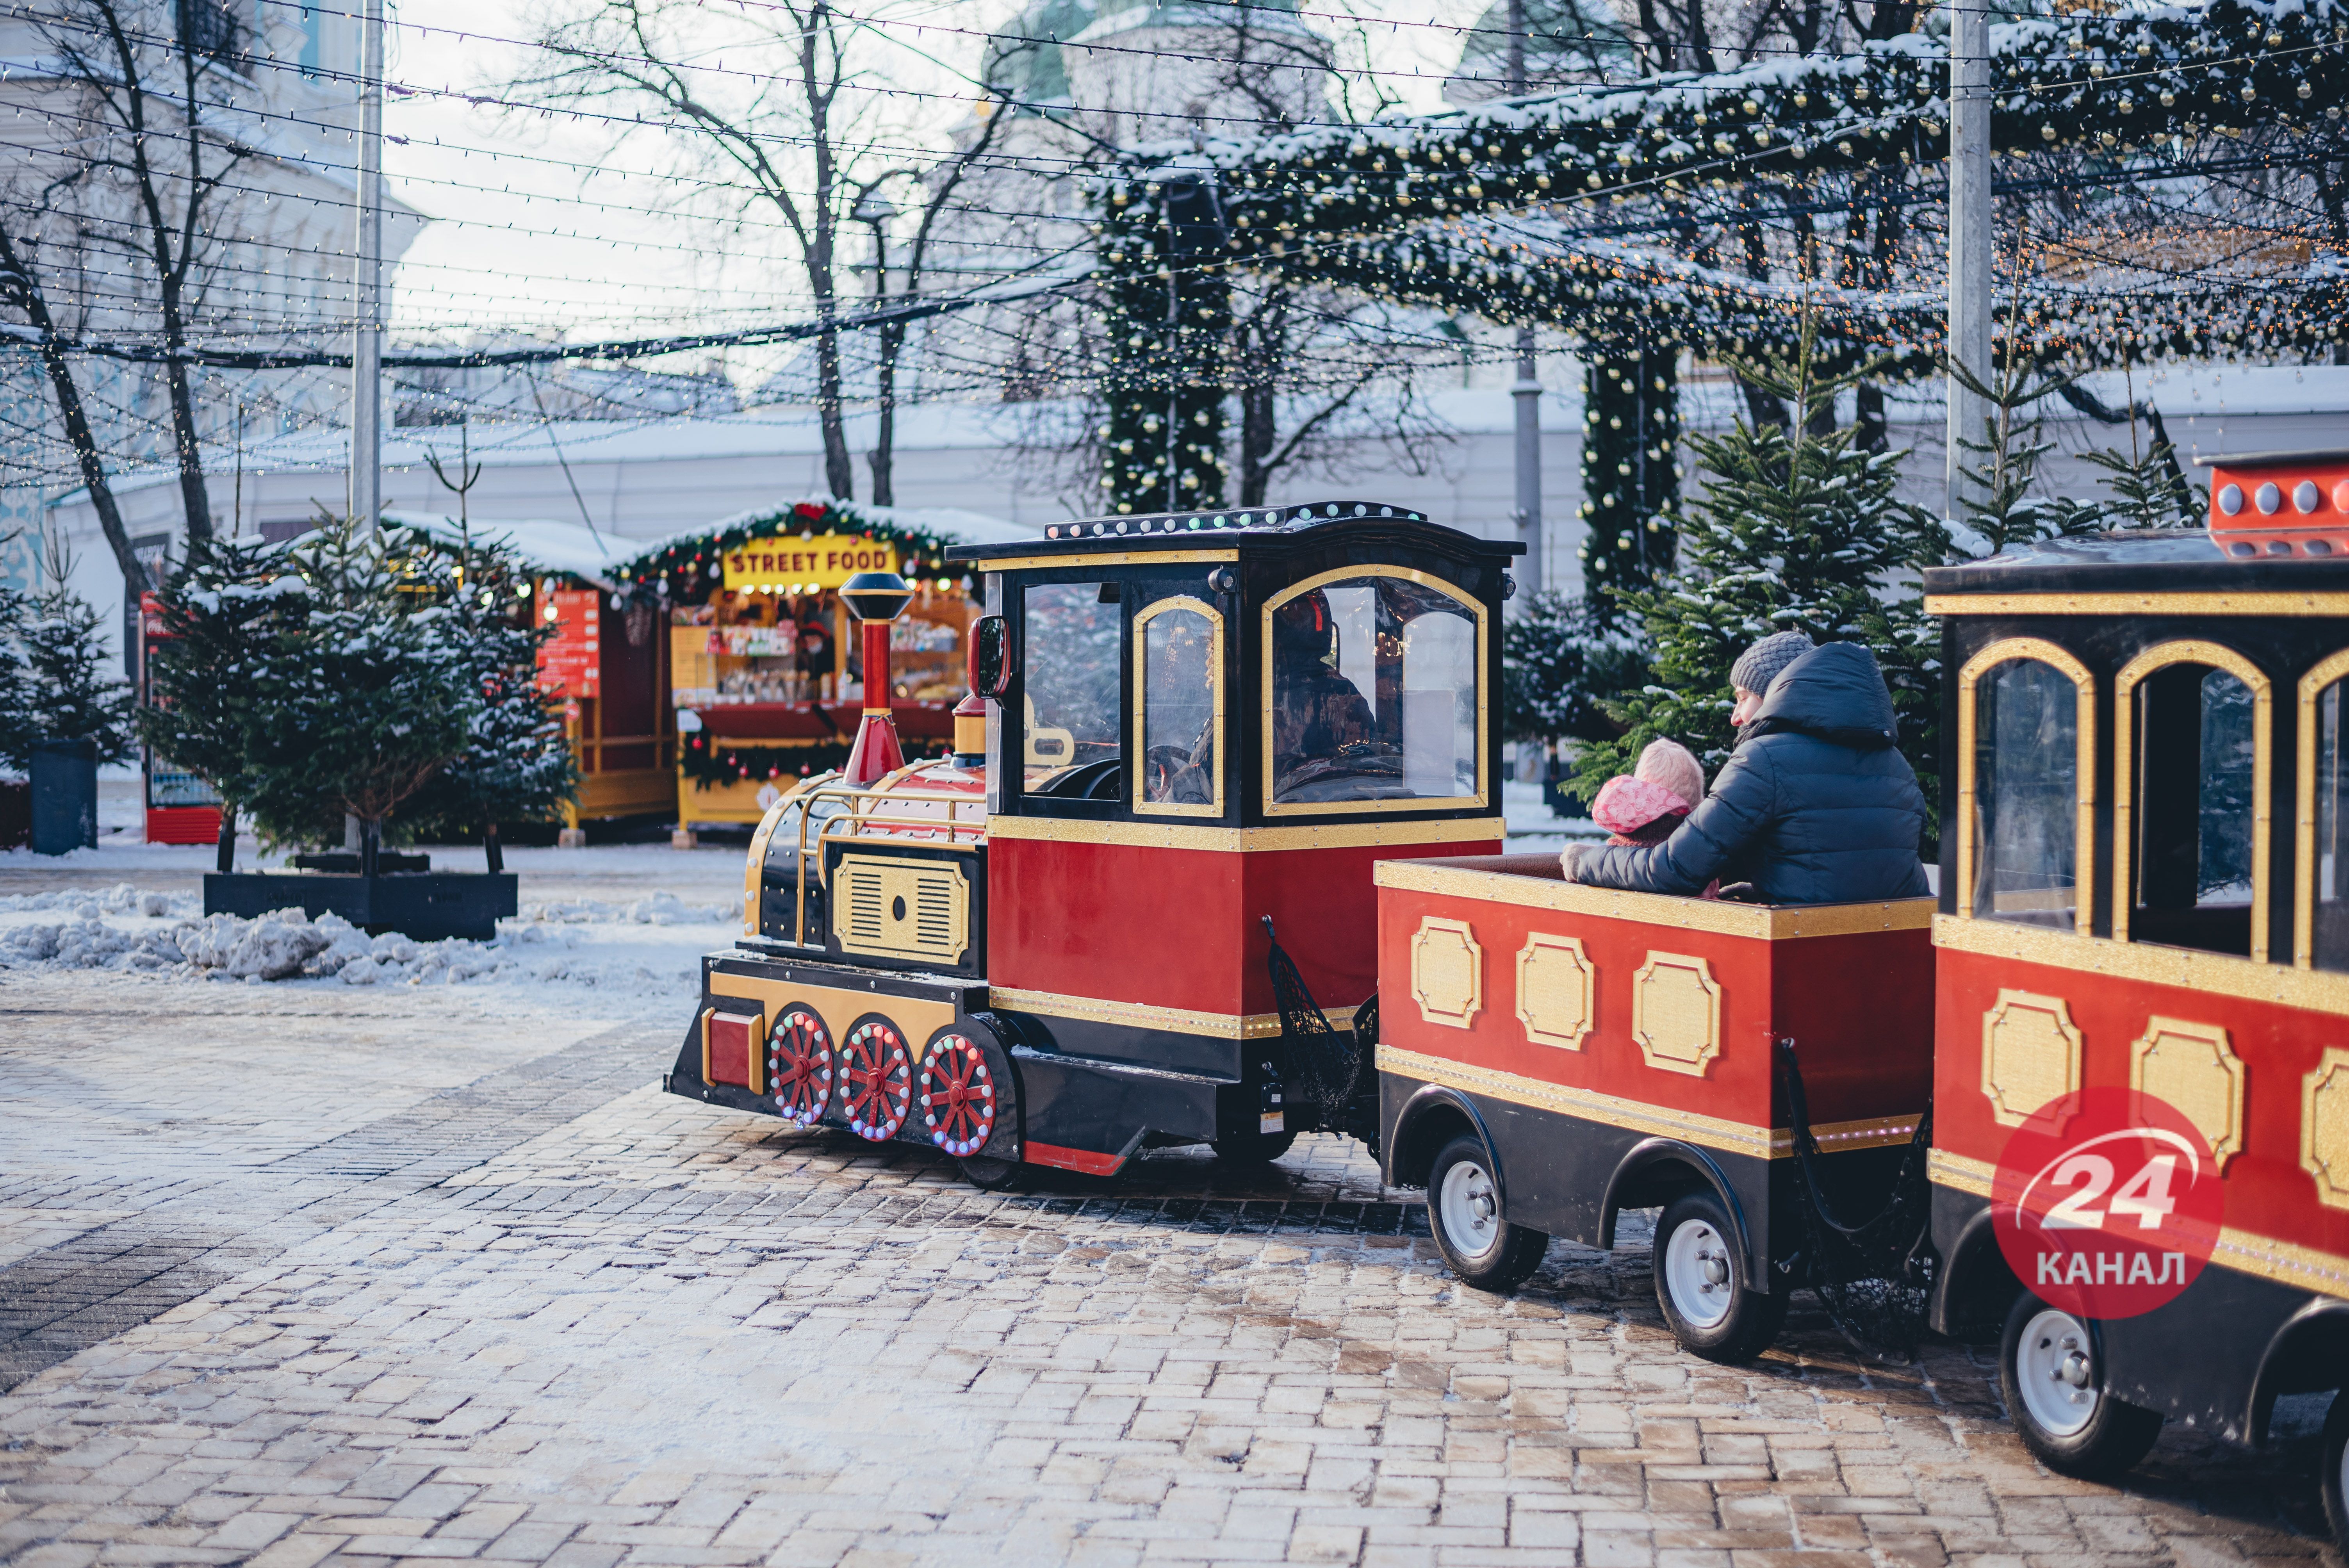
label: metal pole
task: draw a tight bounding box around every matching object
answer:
[351,0,384,534]
[1944,0,1990,522]
[1506,0,1541,601]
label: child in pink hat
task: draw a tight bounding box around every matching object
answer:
[1577,739,1717,896]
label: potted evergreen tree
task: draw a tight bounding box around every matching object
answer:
[145,519,561,940]
[1,548,137,854]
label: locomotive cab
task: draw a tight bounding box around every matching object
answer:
[669,501,1515,1183]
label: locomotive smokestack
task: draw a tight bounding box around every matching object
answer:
[839,570,913,786]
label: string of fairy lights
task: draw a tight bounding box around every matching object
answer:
[3,0,2345,538]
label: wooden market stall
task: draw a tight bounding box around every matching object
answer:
[609,500,1021,830]
[397,513,676,830]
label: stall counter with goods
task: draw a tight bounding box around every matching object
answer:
[613,501,1017,830]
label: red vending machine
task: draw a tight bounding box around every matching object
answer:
[137,591,222,846]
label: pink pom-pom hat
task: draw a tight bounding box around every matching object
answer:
[1590,775,1690,835]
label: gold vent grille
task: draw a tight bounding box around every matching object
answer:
[832,854,972,965]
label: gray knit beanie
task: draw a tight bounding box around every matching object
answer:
[1730,630,1814,699]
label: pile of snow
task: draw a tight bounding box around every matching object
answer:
[0,918,193,974]
[0,882,195,919]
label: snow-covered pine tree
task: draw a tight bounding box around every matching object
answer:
[254,520,478,858]
[1501,590,1644,747]
[2078,431,2200,529]
[149,519,478,862]
[394,524,577,867]
[1945,355,2105,554]
[18,581,135,766]
[1572,313,1945,821]
[0,560,32,774]
[141,533,294,864]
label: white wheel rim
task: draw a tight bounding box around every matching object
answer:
[1662,1217,1737,1329]
[1437,1158,1501,1262]
[2014,1307,2100,1438]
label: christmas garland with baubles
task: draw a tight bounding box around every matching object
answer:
[1089,0,2349,512]
[611,499,979,604]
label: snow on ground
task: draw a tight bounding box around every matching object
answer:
[1503,777,1599,854]
[0,880,741,1010]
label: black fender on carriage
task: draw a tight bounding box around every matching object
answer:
[1601,1138,1766,1292]
[1381,1080,1504,1197]
[2249,1299,2349,1445]
[1927,1188,2018,1338]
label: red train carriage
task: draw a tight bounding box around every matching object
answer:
[1371,862,1934,1356]
[1922,447,2349,1518]
[668,501,1515,1186]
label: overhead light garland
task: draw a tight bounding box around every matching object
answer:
[1090,0,2349,513]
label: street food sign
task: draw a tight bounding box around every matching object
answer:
[536,588,601,698]
[722,535,898,594]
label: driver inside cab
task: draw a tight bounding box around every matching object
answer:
[1270,589,1375,795]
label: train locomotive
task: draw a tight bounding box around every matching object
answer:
[668,501,1518,1188]
[670,463,2349,1546]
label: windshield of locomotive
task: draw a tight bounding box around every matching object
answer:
[1023,582,1123,791]
[1139,602,1218,809]
[1269,575,1478,805]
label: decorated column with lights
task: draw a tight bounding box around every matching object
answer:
[1100,177,1232,514]
[1578,347,1681,621]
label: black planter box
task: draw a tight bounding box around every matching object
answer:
[205,871,518,942]
[291,850,432,874]
[30,738,98,855]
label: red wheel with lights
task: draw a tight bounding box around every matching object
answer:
[840,1018,913,1141]
[918,1034,998,1157]
[766,1007,833,1128]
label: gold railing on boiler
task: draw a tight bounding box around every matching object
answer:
[769,768,987,950]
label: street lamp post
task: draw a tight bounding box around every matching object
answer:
[351,0,385,535]
[1944,0,1991,524]
[1507,0,1542,602]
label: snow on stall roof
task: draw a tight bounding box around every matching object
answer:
[385,511,637,586]
[623,499,1043,568]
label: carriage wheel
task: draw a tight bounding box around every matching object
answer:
[918,1034,997,1158]
[839,1020,913,1140]
[766,1008,833,1128]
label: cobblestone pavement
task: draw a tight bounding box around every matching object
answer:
[0,970,2336,1568]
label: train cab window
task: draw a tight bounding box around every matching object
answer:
[2303,665,2349,971]
[1021,582,1123,797]
[1134,597,1221,815]
[1265,571,1482,811]
[1970,657,2086,928]
[2118,645,2270,960]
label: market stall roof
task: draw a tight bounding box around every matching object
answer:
[386,511,634,588]
[624,497,1041,569]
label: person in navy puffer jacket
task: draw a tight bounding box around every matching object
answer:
[1561,631,1931,905]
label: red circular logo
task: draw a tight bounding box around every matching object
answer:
[1992,1087,2224,1319]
